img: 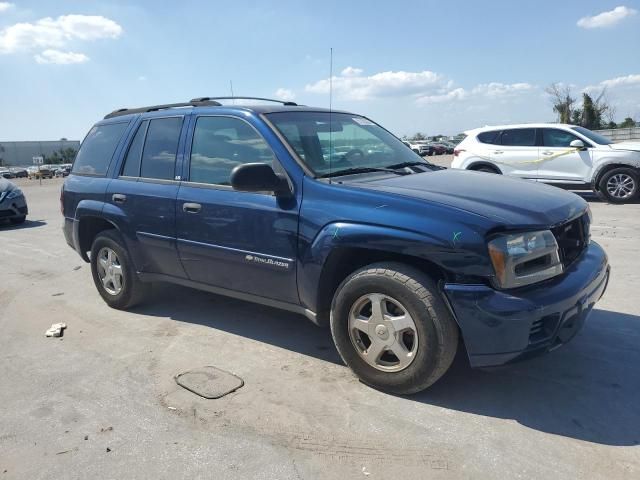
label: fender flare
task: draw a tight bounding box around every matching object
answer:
[466,161,502,174]
[591,160,640,190]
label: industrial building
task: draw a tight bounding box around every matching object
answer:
[0,140,80,167]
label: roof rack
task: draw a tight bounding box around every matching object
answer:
[190,96,299,106]
[103,99,222,119]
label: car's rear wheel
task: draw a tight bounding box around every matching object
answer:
[598,168,638,204]
[90,229,149,309]
[330,262,458,395]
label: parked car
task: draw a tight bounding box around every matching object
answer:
[54,166,71,177]
[402,140,434,157]
[10,167,28,178]
[0,177,28,224]
[0,168,15,179]
[62,97,609,394]
[452,123,640,203]
[428,142,447,155]
[28,166,53,179]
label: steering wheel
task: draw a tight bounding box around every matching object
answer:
[343,149,366,164]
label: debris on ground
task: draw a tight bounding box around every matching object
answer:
[99,426,113,433]
[45,323,66,337]
[51,292,64,297]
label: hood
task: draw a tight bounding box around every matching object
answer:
[0,177,13,192]
[609,141,640,152]
[346,169,587,228]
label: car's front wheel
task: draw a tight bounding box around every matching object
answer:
[330,262,458,395]
[90,229,149,309]
[598,167,639,203]
[9,216,26,225]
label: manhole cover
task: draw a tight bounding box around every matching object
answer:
[175,366,244,399]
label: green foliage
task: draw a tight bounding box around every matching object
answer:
[45,147,77,164]
[409,132,426,141]
[619,117,636,128]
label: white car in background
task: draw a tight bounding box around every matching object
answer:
[452,123,640,203]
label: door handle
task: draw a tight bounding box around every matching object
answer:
[112,193,127,204]
[542,151,554,155]
[493,150,504,154]
[183,202,202,213]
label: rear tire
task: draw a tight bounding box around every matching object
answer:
[90,229,149,309]
[330,262,458,395]
[597,167,638,204]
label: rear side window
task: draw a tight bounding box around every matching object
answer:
[121,120,148,177]
[140,117,183,180]
[500,128,536,147]
[542,128,580,148]
[189,116,275,185]
[72,122,128,175]
[477,130,500,144]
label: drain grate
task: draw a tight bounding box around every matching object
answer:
[175,366,244,399]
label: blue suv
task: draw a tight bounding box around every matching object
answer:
[62,97,610,394]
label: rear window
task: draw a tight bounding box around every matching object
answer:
[477,130,500,144]
[72,122,128,175]
[500,128,536,147]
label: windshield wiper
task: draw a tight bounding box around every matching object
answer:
[318,167,411,179]
[387,160,445,171]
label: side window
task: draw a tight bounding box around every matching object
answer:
[477,130,500,144]
[189,116,276,185]
[542,128,580,148]
[140,117,183,180]
[500,128,536,147]
[121,120,148,177]
[72,122,128,175]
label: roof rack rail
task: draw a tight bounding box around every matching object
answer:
[190,96,299,106]
[103,99,222,119]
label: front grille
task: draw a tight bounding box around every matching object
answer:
[552,213,589,268]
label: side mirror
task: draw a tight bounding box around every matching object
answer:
[570,139,585,149]
[230,163,291,196]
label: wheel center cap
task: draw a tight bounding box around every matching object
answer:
[375,324,389,340]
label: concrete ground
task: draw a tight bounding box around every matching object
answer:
[1,171,638,479]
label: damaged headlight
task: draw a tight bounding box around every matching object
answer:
[488,230,563,289]
[6,188,23,199]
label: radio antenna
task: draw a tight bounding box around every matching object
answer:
[329,47,333,183]
[230,80,235,104]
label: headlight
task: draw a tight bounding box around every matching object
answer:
[488,230,563,289]
[6,188,23,199]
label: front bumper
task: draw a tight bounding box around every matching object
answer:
[0,194,28,220]
[444,241,609,367]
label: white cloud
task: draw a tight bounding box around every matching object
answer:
[416,88,467,104]
[0,14,122,57]
[0,2,14,13]
[577,6,637,29]
[305,67,444,100]
[274,88,296,101]
[138,75,147,81]
[471,82,534,97]
[34,49,88,64]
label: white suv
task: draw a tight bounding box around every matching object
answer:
[451,123,640,203]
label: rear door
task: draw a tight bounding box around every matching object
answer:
[492,128,540,179]
[176,115,299,303]
[537,128,593,183]
[105,116,187,278]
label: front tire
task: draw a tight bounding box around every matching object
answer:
[330,262,458,395]
[10,216,26,225]
[598,168,638,203]
[90,229,149,309]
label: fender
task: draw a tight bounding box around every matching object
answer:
[297,221,493,314]
[591,157,640,190]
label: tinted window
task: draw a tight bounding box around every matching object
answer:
[570,126,611,145]
[121,120,148,177]
[72,122,128,175]
[189,116,275,185]
[500,128,536,147]
[140,117,183,180]
[477,130,500,144]
[542,128,580,148]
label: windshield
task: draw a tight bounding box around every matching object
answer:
[266,112,429,176]
[570,126,613,145]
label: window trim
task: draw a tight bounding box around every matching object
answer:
[498,128,538,147]
[182,114,285,192]
[119,119,149,179]
[71,120,130,177]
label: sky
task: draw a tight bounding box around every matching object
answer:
[1,0,639,140]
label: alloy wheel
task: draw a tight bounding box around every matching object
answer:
[97,247,124,295]
[606,173,636,200]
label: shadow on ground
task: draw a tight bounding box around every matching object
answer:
[0,219,47,230]
[137,285,640,446]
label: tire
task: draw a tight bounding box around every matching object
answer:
[90,229,149,309]
[474,166,499,174]
[10,216,26,225]
[597,167,639,204]
[330,262,458,395]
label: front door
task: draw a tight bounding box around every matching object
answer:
[176,115,300,304]
[537,128,593,183]
[491,128,540,180]
[106,116,187,278]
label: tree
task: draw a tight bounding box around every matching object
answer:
[619,117,636,128]
[607,121,618,129]
[571,109,582,125]
[581,93,598,129]
[410,132,426,141]
[546,83,576,123]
